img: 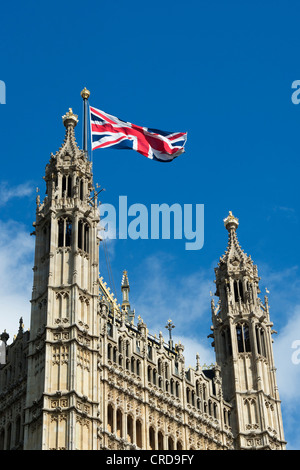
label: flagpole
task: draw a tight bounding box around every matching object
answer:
[81,87,90,160]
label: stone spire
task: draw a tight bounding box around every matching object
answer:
[210,211,286,450]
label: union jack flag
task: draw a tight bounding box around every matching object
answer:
[90,106,187,162]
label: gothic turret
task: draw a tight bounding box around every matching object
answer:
[210,212,286,450]
[24,96,102,450]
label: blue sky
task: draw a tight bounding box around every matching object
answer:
[0,0,300,450]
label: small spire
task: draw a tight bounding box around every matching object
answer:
[121,270,130,312]
[121,270,130,289]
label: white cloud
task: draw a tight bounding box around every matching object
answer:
[0,220,34,342]
[0,181,34,206]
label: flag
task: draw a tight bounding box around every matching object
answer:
[90,106,187,162]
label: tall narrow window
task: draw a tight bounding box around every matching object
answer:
[127,415,134,443]
[239,280,244,302]
[65,219,72,246]
[62,175,66,197]
[136,420,142,448]
[149,427,155,450]
[116,409,122,438]
[78,219,89,253]
[236,325,244,352]
[67,176,72,197]
[243,324,251,352]
[107,404,113,433]
[58,219,64,247]
[234,281,239,302]
[80,179,84,201]
[236,323,251,353]
[84,224,89,252]
[78,220,83,249]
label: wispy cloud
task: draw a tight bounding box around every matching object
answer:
[129,253,215,368]
[0,181,34,206]
[0,220,34,341]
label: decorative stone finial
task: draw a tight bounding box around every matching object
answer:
[223,211,239,231]
[81,87,90,100]
[62,108,78,128]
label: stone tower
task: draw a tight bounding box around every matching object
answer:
[211,211,286,449]
[24,107,101,450]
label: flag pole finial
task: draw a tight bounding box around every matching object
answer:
[81,87,90,100]
[81,88,90,158]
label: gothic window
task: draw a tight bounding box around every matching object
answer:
[78,219,90,253]
[168,436,174,450]
[175,381,180,398]
[127,415,134,443]
[107,322,113,337]
[165,363,169,380]
[107,343,112,360]
[131,357,135,373]
[221,326,232,357]
[80,179,84,201]
[256,325,267,357]
[236,323,251,353]
[174,361,179,375]
[186,387,190,404]
[147,366,152,383]
[118,337,122,353]
[148,344,152,360]
[153,369,157,385]
[136,360,141,376]
[149,427,155,450]
[58,217,72,247]
[62,175,72,198]
[107,404,113,433]
[113,347,117,363]
[116,409,123,438]
[177,440,183,450]
[158,431,164,450]
[136,420,142,448]
[234,280,244,302]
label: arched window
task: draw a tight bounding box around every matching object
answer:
[62,175,72,198]
[107,343,112,360]
[236,323,251,352]
[256,325,267,357]
[116,409,123,438]
[177,440,183,450]
[127,415,134,443]
[158,431,164,450]
[168,436,174,450]
[136,420,142,448]
[149,426,155,450]
[107,404,113,433]
[78,219,89,253]
[58,217,72,247]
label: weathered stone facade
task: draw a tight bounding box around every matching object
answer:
[0,105,286,450]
